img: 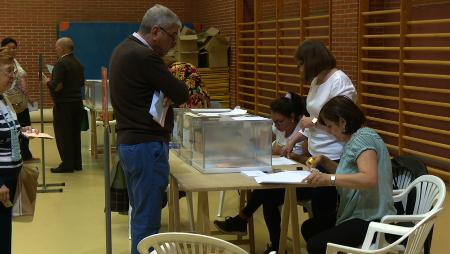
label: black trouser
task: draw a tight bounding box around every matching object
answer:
[53,101,83,171]
[17,108,32,160]
[0,168,20,254]
[304,217,371,254]
[242,185,337,249]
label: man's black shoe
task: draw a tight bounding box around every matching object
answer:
[50,167,74,173]
[213,215,247,236]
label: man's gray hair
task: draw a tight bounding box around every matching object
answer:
[139,4,182,34]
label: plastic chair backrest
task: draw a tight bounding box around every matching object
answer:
[137,232,249,254]
[403,175,446,215]
[326,208,442,254]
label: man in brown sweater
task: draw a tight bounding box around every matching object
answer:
[109,4,188,254]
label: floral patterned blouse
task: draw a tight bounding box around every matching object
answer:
[169,62,210,108]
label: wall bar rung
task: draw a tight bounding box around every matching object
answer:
[364,21,400,27]
[366,116,399,125]
[305,25,329,30]
[257,79,276,84]
[403,111,450,122]
[402,123,450,136]
[403,136,450,150]
[402,148,450,164]
[402,98,450,108]
[361,58,400,63]
[403,85,450,94]
[303,15,329,20]
[403,59,450,66]
[407,18,450,25]
[363,34,400,38]
[403,47,450,51]
[403,72,450,80]
[373,128,399,138]
[361,81,399,89]
[361,9,401,16]
[362,93,398,101]
[406,32,450,38]
[361,70,400,76]
[361,104,399,113]
[361,46,400,51]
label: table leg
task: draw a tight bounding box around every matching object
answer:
[246,190,256,254]
[196,191,210,235]
[279,188,291,254]
[89,109,97,158]
[289,187,301,254]
[168,176,174,231]
[168,176,180,232]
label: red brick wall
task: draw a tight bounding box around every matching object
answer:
[0,1,192,107]
[331,0,359,85]
[192,0,237,106]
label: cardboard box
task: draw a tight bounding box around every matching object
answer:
[197,27,220,44]
[199,35,230,68]
[177,34,198,52]
[175,51,198,66]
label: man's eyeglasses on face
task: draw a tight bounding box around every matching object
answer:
[0,66,18,78]
[159,26,177,42]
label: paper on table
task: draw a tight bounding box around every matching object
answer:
[191,108,230,113]
[21,132,54,139]
[254,170,311,184]
[272,156,298,166]
[197,112,221,117]
[46,64,54,74]
[149,91,168,127]
[241,170,267,177]
[231,116,268,121]
[219,108,247,116]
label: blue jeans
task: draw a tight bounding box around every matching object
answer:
[118,141,169,254]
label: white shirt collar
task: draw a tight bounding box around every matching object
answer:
[132,32,152,49]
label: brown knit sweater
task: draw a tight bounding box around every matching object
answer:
[109,36,189,144]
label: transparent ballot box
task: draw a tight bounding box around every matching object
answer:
[172,108,231,162]
[189,115,273,173]
[84,80,113,111]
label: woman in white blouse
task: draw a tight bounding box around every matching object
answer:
[283,39,357,239]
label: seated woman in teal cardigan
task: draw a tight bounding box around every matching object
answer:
[302,95,396,254]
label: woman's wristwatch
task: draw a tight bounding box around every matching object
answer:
[311,117,318,125]
[330,175,336,186]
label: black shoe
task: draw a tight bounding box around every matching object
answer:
[50,167,74,173]
[161,191,168,208]
[213,215,247,236]
[179,190,186,199]
[263,243,285,254]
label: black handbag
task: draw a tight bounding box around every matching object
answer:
[80,108,89,131]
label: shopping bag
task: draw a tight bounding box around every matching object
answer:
[80,108,89,131]
[13,165,39,220]
[110,157,129,213]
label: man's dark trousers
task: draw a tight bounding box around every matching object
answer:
[53,101,83,171]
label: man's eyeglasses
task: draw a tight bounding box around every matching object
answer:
[159,26,177,42]
[0,67,18,78]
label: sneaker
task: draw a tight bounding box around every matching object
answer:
[213,215,247,236]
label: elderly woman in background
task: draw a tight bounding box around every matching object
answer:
[0,47,35,254]
[302,95,396,254]
[1,37,35,161]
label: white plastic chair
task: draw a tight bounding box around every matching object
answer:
[326,208,443,254]
[137,232,249,254]
[379,174,446,254]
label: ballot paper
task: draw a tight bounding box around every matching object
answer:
[46,64,54,74]
[272,156,298,166]
[241,170,267,177]
[21,132,54,139]
[255,170,311,184]
[149,91,168,127]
